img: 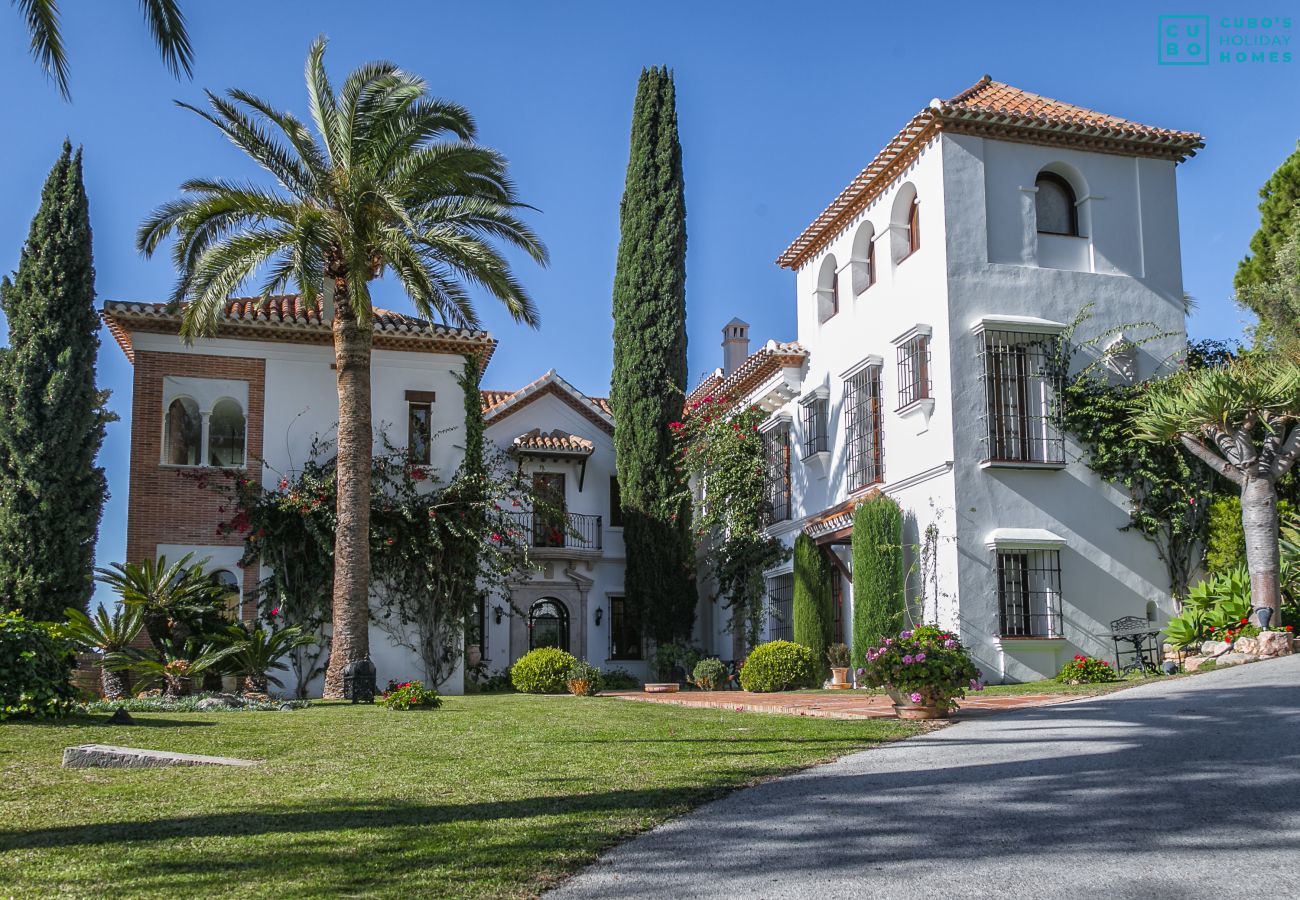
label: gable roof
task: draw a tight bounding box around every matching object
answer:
[481,369,614,435]
[685,340,808,411]
[101,295,496,364]
[776,75,1204,270]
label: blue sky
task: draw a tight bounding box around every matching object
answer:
[0,1,1296,604]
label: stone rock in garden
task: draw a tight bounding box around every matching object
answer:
[1183,656,1210,672]
[1214,653,1249,667]
[1257,632,1293,658]
[278,703,294,711]
[62,744,259,769]
[1201,640,1230,656]
[195,695,241,710]
[1234,636,1261,656]
[103,709,135,726]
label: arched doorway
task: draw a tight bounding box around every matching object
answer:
[529,598,569,652]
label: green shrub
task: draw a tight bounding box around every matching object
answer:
[600,667,640,690]
[510,647,578,694]
[692,657,727,690]
[792,533,832,683]
[1165,566,1254,647]
[851,495,904,667]
[565,660,603,696]
[738,640,816,692]
[0,611,75,720]
[1055,655,1117,684]
[78,693,308,713]
[379,680,442,710]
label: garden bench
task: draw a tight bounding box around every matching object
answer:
[1106,615,1163,674]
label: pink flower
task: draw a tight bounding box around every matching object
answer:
[270,607,280,617]
[909,692,923,703]
[914,652,926,663]
[902,655,914,664]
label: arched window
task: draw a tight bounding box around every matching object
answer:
[1035,172,1078,236]
[165,397,201,466]
[816,255,839,324]
[208,399,246,467]
[529,598,570,652]
[906,200,921,255]
[851,223,876,294]
[890,183,920,266]
[210,569,241,617]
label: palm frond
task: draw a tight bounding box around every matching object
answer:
[137,0,193,79]
[16,0,69,98]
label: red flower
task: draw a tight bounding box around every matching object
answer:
[1240,617,1249,624]
[384,537,395,546]
[1287,626,1294,632]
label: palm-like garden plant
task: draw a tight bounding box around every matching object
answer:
[218,622,312,694]
[14,0,192,99]
[104,642,240,699]
[138,38,547,696]
[1133,354,1300,622]
[95,553,229,658]
[63,603,145,699]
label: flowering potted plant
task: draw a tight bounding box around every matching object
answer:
[857,625,983,719]
[826,643,852,688]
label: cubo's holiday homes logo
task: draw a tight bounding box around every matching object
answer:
[1158,15,1293,65]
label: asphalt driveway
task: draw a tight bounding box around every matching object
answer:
[551,655,1300,899]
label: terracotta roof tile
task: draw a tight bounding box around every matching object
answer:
[512,428,595,456]
[685,341,807,411]
[480,370,614,434]
[101,295,495,363]
[777,76,1204,270]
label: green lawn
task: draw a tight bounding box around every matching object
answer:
[1,695,914,898]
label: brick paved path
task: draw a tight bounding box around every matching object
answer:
[605,688,1073,720]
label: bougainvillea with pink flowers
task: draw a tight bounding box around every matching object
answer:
[856,625,983,711]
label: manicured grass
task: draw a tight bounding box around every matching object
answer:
[975,673,1164,697]
[1,695,914,898]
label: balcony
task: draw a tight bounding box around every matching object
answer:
[507,510,603,557]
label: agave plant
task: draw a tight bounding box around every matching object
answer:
[96,554,230,657]
[218,623,312,693]
[105,642,242,699]
[63,604,145,699]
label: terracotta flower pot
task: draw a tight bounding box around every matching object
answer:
[887,688,950,720]
[830,667,850,686]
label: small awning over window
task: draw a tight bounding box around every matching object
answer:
[511,428,594,459]
[970,315,1068,336]
[985,527,1067,550]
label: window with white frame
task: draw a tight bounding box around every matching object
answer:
[896,333,932,409]
[800,395,828,459]
[995,548,1063,638]
[161,377,249,468]
[844,364,883,491]
[762,422,791,524]
[977,327,1064,464]
[767,572,794,642]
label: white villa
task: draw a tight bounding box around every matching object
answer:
[693,76,1203,681]
[102,75,1203,691]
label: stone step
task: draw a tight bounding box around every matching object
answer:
[62,744,259,769]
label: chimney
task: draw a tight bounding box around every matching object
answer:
[721,318,750,377]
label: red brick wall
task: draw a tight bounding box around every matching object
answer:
[126,350,266,618]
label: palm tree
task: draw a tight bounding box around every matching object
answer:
[1133,354,1300,623]
[218,622,312,694]
[14,0,192,99]
[63,603,145,699]
[96,553,229,658]
[105,642,240,699]
[138,38,547,697]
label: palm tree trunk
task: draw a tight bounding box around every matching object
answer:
[100,665,128,701]
[242,673,269,694]
[1241,475,1281,622]
[322,294,374,698]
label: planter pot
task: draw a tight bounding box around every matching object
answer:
[887,688,950,720]
[466,646,482,669]
[644,683,680,694]
[828,667,853,690]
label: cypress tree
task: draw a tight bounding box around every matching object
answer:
[0,142,111,621]
[610,67,694,647]
[851,495,905,667]
[791,533,832,682]
[1235,142,1300,339]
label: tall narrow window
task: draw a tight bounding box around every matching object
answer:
[164,397,201,466]
[609,595,642,660]
[906,201,921,256]
[844,365,884,491]
[830,270,840,317]
[762,424,791,524]
[896,334,932,409]
[1035,173,1078,236]
[801,398,829,459]
[532,473,566,547]
[208,399,246,467]
[996,548,1062,637]
[830,569,843,643]
[978,329,1064,464]
[767,573,794,642]
[609,476,624,527]
[408,401,432,465]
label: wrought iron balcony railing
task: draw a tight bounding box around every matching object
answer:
[507,510,603,551]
